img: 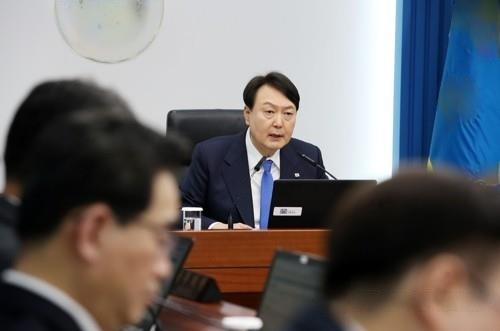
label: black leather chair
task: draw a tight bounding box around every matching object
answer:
[166,109,247,165]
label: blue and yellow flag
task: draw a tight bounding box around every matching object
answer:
[429,0,500,179]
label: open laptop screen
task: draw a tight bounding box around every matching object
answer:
[258,250,326,331]
[268,179,376,229]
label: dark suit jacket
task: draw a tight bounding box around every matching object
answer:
[0,196,19,272]
[282,303,345,331]
[181,131,327,229]
[0,281,83,331]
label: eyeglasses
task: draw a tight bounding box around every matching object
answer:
[129,221,177,258]
[107,209,177,257]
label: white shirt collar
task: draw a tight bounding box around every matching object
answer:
[2,193,20,206]
[2,269,102,331]
[346,321,367,331]
[245,129,280,172]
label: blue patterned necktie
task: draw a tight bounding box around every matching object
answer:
[260,159,273,229]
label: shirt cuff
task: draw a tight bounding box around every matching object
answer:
[208,222,225,230]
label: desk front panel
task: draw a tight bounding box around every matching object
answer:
[175,229,328,307]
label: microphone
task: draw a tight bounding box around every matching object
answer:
[299,153,337,180]
[227,213,233,230]
[251,156,266,177]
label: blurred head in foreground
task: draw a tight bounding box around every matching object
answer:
[326,170,500,331]
[3,113,183,331]
[3,79,134,198]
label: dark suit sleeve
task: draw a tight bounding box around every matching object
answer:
[180,144,218,229]
[0,199,18,272]
[282,303,343,331]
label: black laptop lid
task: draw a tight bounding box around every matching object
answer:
[132,235,194,331]
[267,179,376,229]
[258,250,326,331]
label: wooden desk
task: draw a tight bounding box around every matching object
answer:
[159,296,255,331]
[175,229,328,308]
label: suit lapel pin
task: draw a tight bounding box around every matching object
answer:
[294,173,300,178]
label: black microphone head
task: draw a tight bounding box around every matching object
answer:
[298,152,337,180]
[254,156,267,172]
[299,153,316,165]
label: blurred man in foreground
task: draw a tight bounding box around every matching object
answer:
[0,79,133,271]
[0,113,182,331]
[286,171,500,331]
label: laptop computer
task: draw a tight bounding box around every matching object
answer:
[267,179,376,229]
[124,235,194,331]
[257,250,326,331]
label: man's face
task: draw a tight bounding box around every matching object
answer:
[99,171,180,327]
[406,256,500,331]
[445,261,500,331]
[244,84,297,156]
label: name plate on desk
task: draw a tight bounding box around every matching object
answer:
[272,207,302,216]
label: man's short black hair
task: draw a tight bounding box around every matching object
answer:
[4,79,134,184]
[325,171,500,300]
[18,112,184,243]
[243,72,300,110]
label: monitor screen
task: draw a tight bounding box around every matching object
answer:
[258,250,326,331]
[268,179,376,228]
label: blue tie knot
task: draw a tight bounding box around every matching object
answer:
[263,159,272,172]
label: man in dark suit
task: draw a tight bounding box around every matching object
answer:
[181,72,327,229]
[0,79,134,272]
[0,114,183,331]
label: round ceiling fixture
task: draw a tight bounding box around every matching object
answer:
[55,0,165,63]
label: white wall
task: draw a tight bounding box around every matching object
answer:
[0,0,396,187]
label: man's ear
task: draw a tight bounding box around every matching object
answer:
[243,106,251,126]
[70,204,115,264]
[410,254,469,331]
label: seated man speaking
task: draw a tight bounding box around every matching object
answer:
[181,72,327,230]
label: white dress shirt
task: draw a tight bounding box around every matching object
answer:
[2,269,102,331]
[245,129,280,229]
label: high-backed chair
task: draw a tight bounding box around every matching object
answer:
[166,109,247,165]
